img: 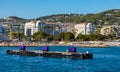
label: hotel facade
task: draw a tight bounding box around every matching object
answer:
[75,23,95,37]
[24,21,64,37]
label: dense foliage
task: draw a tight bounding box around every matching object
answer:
[76,33,105,41]
[32,31,48,41]
[11,32,25,41]
[54,32,75,41]
[31,31,118,41]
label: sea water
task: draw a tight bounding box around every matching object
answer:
[0,46,120,72]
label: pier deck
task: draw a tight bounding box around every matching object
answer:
[6,50,93,59]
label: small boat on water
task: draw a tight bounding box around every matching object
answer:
[6,46,93,59]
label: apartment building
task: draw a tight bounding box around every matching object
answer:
[62,23,75,33]
[0,22,7,40]
[75,23,95,37]
[24,21,64,37]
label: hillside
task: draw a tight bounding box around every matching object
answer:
[37,9,120,26]
[1,9,120,26]
[0,16,30,24]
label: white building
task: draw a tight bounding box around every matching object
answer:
[62,23,75,33]
[24,21,63,37]
[75,23,95,37]
[24,21,43,36]
[0,22,7,41]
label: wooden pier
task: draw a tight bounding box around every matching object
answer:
[6,50,93,59]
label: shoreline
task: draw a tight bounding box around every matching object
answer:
[0,44,109,48]
[1,41,120,48]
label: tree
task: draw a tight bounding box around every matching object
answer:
[11,32,25,41]
[82,35,90,41]
[64,32,75,41]
[76,33,84,41]
[59,32,65,40]
[32,31,48,41]
[54,35,61,41]
[54,32,75,41]
[11,32,18,39]
[76,33,105,41]
[18,33,25,41]
[46,34,54,41]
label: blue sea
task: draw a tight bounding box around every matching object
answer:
[0,46,120,72]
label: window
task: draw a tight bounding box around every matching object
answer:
[26,29,31,37]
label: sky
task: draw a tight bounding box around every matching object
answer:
[0,0,120,19]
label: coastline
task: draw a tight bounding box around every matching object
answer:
[0,41,111,48]
[0,45,109,48]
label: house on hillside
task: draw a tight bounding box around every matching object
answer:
[100,26,116,36]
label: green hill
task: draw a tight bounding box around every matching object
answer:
[1,9,120,26]
[36,9,120,26]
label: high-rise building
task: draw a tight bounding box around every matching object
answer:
[0,22,7,41]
